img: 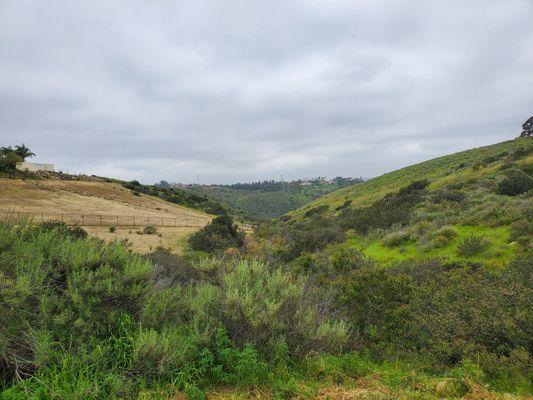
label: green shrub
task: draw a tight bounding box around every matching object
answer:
[383,230,411,247]
[211,260,348,356]
[456,235,490,256]
[109,225,116,233]
[432,226,457,248]
[143,225,157,235]
[304,204,329,218]
[335,199,352,211]
[188,215,244,253]
[432,189,466,204]
[497,170,533,196]
[282,217,346,260]
[130,327,196,379]
[146,248,200,287]
[507,146,533,161]
[509,219,533,247]
[39,220,87,239]
[0,221,151,389]
[339,180,429,235]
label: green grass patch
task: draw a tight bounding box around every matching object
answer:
[353,225,515,267]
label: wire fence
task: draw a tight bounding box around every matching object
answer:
[0,211,208,228]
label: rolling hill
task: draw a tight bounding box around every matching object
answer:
[186,178,363,221]
[293,138,532,217]
[0,177,212,253]
[263,138,532,268]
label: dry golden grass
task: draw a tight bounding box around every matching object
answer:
[84,226,199,254]
[0,178,212,253]
[0,178,211,219]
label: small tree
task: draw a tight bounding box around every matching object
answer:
[520,116,533,138]
[188,215,245,253]
[0,147,23,175]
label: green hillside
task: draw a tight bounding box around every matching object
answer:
[293,138,532,217]
[261,138,532,268]
[1,139,531,399]
[187,178,362,221]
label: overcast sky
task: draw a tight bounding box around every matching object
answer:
[1,1,532,184]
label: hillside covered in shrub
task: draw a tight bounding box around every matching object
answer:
[186,178,363,221]
[262,138,533,268]
[1,218,531,399]
[0,138,532,399]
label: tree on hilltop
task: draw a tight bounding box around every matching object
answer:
[14,143,35,160]
[520,116,533,137]
[0,146,23,176]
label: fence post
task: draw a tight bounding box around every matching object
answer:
[133,216,135,226]
[99,215,102,225]
[116,215,119,226]
[81,215,84,225]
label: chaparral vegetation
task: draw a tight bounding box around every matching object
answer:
[0,138,532,399]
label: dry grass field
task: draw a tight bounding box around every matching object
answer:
[84,226,199,254]
[0,178,212,253]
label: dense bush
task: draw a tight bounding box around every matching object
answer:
[0,221,151,389]
[339,180,429,235]
[497,169,533,196]
[383,230,411,247]
[188,215,245,253]
[39,220,88,239]
[509,219,533,247]
[335,257,533,385]
[278,216,346,260]
[304,204,329,218]
[431,226,457,248]
[142,225,157,235]
[456,235,490,256]
[432,188,466,204]
[0,221,350,398]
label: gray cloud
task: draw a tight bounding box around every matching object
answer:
[1,0,532,183]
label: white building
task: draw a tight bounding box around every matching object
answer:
[16,161,55,172]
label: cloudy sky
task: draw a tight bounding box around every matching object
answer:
[1,1,532,184]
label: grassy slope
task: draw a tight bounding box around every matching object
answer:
[351,225,514,267]
[293,138,531,216]
[289,138,532,267]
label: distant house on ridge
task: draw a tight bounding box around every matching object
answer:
[16,161,55,172]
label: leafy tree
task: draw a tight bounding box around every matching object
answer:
[520,116,533,137]
[0,146,22,175]
[0,144,35,175]
[188,215,245,253]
